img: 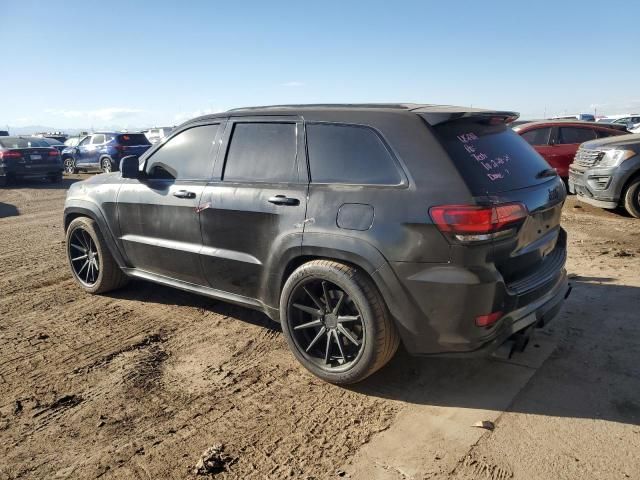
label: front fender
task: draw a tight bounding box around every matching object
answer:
[64,200,128,268]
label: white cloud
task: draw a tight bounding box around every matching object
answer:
[44,107,143,122]
[282,81,304,87]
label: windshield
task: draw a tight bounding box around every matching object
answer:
[0,137,50,148]
[431,119,552,194]
[117,133,151,146]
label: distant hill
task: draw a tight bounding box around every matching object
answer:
[5,125,150,136]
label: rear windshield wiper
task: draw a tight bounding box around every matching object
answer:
[536,168,558,179]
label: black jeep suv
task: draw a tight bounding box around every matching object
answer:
[63,104,570,384]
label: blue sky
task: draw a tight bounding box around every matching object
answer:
[2,0,639,130]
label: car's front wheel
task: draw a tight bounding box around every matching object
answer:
[280,260,399,384]
[623,177,640,219]
[66,217,129,294]
[63,157,77,174]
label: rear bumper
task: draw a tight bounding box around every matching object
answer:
[372,245,569,357]
[0,162,63,178]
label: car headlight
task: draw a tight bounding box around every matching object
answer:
[598,149,635,167]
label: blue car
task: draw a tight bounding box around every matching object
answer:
[61,132,151,174]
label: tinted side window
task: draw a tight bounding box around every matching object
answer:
[558,127,596,144]
[520,127,551,146]
[223,123,297,183]
[306,123,402,184]
[145,124,218,180]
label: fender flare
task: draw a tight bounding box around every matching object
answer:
[270,232,410,328]
[63,201,128,268]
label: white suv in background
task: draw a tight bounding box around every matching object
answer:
[144,126,174,144]
[597,114,640,130]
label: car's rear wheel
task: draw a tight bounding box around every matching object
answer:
[66,217,129,294]
[280,260,399,384]
[623,178,640,218]
[63,157,77,174]
[101,157,112,173]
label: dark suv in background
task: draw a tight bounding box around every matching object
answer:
[61,132,151,174]
[569,133,640,217]
[63,104,570,384]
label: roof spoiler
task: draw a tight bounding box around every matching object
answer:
[414,107,519,126]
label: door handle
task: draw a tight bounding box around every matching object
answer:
[173,190,196,199]
[268,195,299,206]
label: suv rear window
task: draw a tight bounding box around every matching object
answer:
[431,120,551,194]
[117,133,151,146]
[0,137,49,148]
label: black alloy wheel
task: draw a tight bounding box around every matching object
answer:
[288,278,366,372]
[68,226,101,287]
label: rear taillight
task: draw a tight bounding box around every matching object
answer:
[115,145,127,152]
[429,203,528,242]
[0,150,22,160]
[48,149,59,156]
[475,311,503,328]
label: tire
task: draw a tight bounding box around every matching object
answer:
[63,157,77,174]
[280,260,399,384]
[101,157,113,173]
[66,217,129,294]
[623,177,640,219]
[49,173,63,183]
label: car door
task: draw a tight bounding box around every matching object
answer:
[198,116,308,303]
[116,122,223,285]
[86,133,106,167]
[552,127,597,177]
[75,135,93,166]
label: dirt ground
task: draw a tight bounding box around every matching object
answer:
[0,175,639,480]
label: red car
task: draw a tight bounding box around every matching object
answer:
[514,121,627,178]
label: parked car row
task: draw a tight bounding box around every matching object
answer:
[513,118,640,218]
[514,120,628,179]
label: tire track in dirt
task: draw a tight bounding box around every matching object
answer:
[1,179,401,478]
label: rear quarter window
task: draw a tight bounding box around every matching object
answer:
[432,120,551,194]
[306,123,402,185]
[520,127,551,146]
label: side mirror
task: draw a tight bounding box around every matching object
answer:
[120,155,141,179]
